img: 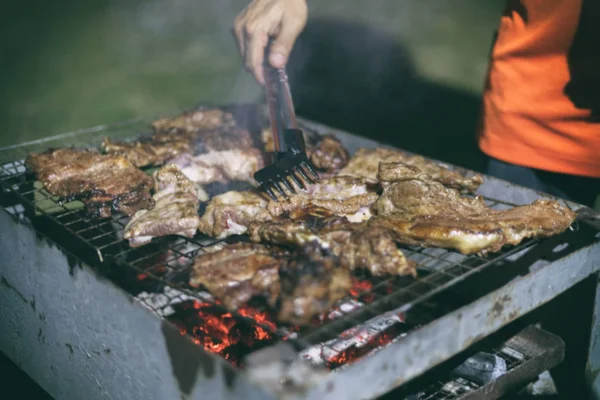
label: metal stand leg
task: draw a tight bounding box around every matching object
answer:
[542,276,596,398]
[586,273,600,400]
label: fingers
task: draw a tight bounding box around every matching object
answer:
[269,15,305,69]
[245,28,269,84]
[232,0,307,84]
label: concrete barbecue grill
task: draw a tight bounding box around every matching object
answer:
[1,104,600,400]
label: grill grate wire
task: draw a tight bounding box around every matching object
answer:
[0,155,538,351]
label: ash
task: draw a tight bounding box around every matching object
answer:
[135,286,213,318]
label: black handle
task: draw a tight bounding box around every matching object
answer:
[263,39,298,153]
[264,63,287,152]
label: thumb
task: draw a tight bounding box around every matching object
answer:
[269,19,304,68]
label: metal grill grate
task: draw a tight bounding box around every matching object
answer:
[0,154,539,355]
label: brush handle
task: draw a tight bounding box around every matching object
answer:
[264,46,298,153]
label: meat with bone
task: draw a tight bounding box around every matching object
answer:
[249,216,415,277]
[25,148,153,218]
[197,190,272,239]
[123,165,206,247]
[371,162,577,255]
[277,243,352,325]
[338,148,483,193]
[266,176,378,222]
[261,128,349,172]
[190,243,289,309]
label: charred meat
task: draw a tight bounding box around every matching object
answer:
[103,128,254,169]
[339,148,483,193]
[151,107,236,134]
[267,176,378,222]
[151,107,256,158]
[123,165,205,247]
[191,128,255,154]
[101,136,193,168]
[372,162,577,255]
[308,135,350,172]
[198,190,272,239]
[277,243,352,325]
[249,216,415,277]
[190,243,289,309]
[339,224,416,277]
[169,148,264,186]
[26,148,153,218]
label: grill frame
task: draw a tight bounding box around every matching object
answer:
[0,108,598,400]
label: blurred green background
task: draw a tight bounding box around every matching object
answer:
[0,0,505,173]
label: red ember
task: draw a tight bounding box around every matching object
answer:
[350,279,372,296]
[167,300,278,367]
[325,323,406,369]
[166,277,407,369]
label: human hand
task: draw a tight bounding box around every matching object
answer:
[233,0,308,84]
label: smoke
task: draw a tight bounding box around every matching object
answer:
[113,0,260,105]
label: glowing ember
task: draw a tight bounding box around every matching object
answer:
[237,305,278,336]
[350,279,372,296]
[300,312,408,369]
[163,277,409,369]
[167,301,278,367]
[325,324,406,369]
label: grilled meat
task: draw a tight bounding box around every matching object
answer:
[340,224,416,276]
[277,243,352,325]
[169,148,264,186]
[339,148,483,193]
[198,190,272,239]
[267,176,378,222]
[101,136,193,168]
[103,126,254,168]
[249,216,415,276]
[103,106,256,168]
[26,148,153,218]
[309,135,350,172]
[372,162,577,255]
[190,243,289,309]
[124,165,205,247]
[151,107,236,134]
[152,163,208,201]
[191,128,255,154]
[261,128,349,172]
[151,107,256,156]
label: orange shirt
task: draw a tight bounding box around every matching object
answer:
[478,0,600,177]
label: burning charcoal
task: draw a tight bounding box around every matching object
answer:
[300,313,409,369]
[228,323,257,345]
[165,300,280,367]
